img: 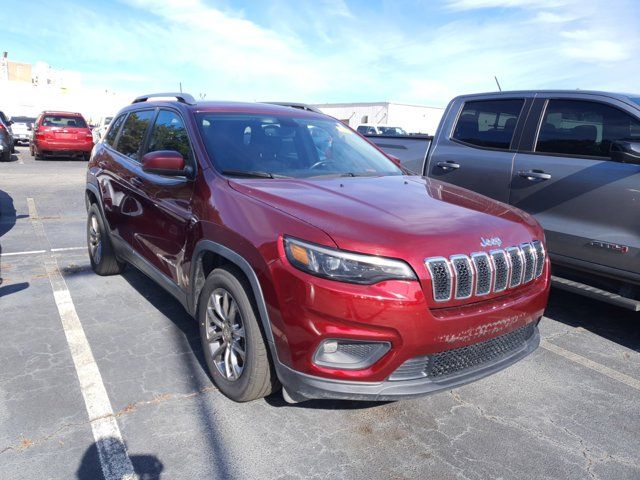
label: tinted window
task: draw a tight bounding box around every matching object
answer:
[196,114,402,178]
[147,110,192,160]
[452,99,524,150]
[116,110,155,161]
[105,114,126,147]
[41,115,87,128]
[536,99,640,158]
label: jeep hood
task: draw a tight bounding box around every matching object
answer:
[228,175,542,259]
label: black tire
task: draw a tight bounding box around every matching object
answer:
[1,149,9,162]
[199,265,278,402]
[87,203,125,275]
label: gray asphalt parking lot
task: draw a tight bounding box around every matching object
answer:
[1,146,639,480]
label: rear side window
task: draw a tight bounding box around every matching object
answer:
[105,114,126,147]
[41,115,87,128]
[115,110,155,161]
[146,110,192,161]
[536,99,640,158]
[452,99,524,150]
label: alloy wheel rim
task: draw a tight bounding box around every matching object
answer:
[88,215,102,264]
[206,288,246,381]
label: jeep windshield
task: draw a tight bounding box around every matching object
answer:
[196,113,403,178]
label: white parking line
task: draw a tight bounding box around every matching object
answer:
[28,198,137,480]
[50,246,86,252]
[0,249,47,257]
[541,340,640,392]
[0,247,85,257]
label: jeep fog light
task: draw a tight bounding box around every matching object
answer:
[313,339,390,370]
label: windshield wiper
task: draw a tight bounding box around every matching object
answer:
[221,169,274,179]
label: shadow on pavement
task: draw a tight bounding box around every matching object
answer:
[0,281,29,297]
[545,287,640,353]
[76,437,163,480]
[0,188,28,286]
[121,268,235,479]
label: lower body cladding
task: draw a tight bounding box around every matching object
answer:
[270,260,549,402]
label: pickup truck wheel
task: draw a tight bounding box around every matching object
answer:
[1,150,9,162]
[87,204,125,275]
[199,266,278,402]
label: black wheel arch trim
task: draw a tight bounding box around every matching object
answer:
[189,240,280,363]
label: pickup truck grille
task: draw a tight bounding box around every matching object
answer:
[425,241,545,302]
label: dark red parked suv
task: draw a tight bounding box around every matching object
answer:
[85,93,550,403]
[31,111,94,160]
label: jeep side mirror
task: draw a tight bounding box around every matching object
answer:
[141,150,191,177]
[611,140,640,165]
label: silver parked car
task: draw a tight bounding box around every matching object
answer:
[426,90,640,310]
[10,116,37,145]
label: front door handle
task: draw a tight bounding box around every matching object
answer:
[518,170,551,181]
[436,161,461,171]
[130,176,144,188]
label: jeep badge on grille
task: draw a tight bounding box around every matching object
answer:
[480,237,502,247]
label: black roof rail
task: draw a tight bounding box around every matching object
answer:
[132,92,197,105]
[263,102,323,114]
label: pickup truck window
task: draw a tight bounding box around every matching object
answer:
[536,99,640,159]
[452,99,523,150]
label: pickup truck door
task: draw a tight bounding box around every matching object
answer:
[425,96,533,203]
[509,94,640,277]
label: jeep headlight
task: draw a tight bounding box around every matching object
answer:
[284,237,416,284]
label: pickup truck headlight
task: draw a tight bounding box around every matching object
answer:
[284,237,416,284]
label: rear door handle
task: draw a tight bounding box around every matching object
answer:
[518,170,551,181]
[436,161,461,171]
[130,176,144,188]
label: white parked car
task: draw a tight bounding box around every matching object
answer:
[10,116,37,145]
[91,116,114,142]
[356,124,408,136]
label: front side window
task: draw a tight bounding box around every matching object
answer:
[105,114,126,147]
[115,110,155,161]
[452,99,524,150]
[147,110,192,161]
[196,114,402,178]
[536,99,640,158]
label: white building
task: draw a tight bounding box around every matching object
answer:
[314,101,445,135]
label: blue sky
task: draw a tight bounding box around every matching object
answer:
[2,0,638,106]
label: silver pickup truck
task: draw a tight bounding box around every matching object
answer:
[372,90,640,310]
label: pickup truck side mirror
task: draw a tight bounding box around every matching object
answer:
[141,150,192,177]
[611,140,640,165]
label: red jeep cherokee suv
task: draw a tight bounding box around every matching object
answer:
[85,93,550,403]
[31,111,94,160]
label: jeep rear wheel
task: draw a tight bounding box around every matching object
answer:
[87,204,125,275]
[199,266,278,402]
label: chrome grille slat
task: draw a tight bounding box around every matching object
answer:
[471,252,492,296]
[490,249,509,293]
[425,257,453,302]
[451,255,474,300]
[532,240,545,278]
[506,246,524,288]
[521,243,536,283]
[425,241,543,303]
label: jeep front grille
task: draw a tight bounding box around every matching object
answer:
[425,242,544,302]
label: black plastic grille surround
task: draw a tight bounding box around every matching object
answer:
[388,323,536,381]
[425,242,545,303]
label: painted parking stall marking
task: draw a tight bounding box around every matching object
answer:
[28,197,138,480]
